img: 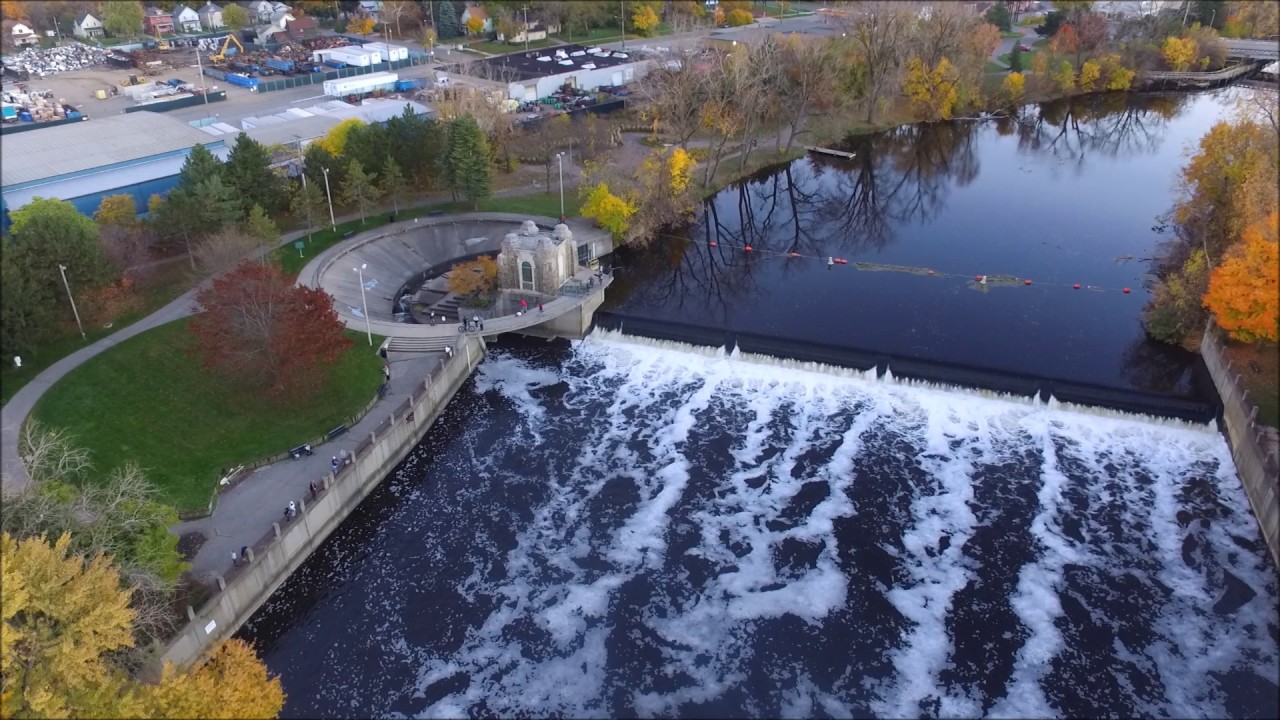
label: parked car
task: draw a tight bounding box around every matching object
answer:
[1019,44,1032,52]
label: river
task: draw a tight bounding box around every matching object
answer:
[238,89,1280,718]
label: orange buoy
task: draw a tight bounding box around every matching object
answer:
[1123,287,1131,294]
[744,245,753,252]
[789,252,800,258]
[709,241,718,247]
[1073,283,1081,289]
[975,275,983,281]
[1023,279,1033,285]
[836,258,848,265]
[927,269,935,275]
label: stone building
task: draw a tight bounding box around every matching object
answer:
[496,221,576,295]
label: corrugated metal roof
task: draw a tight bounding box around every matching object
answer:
[1,112,220,188]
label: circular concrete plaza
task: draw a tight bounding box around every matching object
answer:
[298,212,611,341]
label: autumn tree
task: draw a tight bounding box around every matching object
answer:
[775,35,839,153]
[632,4,660,35]
[93,195,150,278]
[466,14,485,34]
[446,256,499,297]
[1144,250,1211,349]
[904,57,961,122]
[1002,72,1026,104]
[340,159,379,223]
[94,194,139,228]
[581,182,636,240]
[1050,59,1076,91]
[221,2,248,29]
[1077,58,1101,91]
[1162,35,1198,71]
[352,13,376,37]
[1203,212,1279,342]
[837,0,914,124]
[318,117,367,157]
[189,261,353,400]
[726,8,753,26]
[102,0,143,37]
[1,532,284,718]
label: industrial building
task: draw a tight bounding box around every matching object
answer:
[463,44,652,101]
[197,98,435,149]
[1,111,229,232]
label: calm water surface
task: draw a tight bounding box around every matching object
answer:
[605,89,1250,396]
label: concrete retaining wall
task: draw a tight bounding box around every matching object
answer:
[1201,321,1280,570]
[153,334,486,672]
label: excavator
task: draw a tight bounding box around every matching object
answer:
[211,34,245,63]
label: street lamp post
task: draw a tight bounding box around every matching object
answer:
[57,264,85,340]
[555,151,565,219]
[353,263,372,346]
[620,0,626,51]
[321,166,336,231]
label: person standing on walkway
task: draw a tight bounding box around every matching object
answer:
[331,456,339,473]
[445,345,453,358]
[231,550,238,566]
[539,303,544,313]
[520,298,528,312]
[241,545,248,562]
[383,363,391,381]
[288,500,296,517]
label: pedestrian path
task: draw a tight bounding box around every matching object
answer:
[173,351,443,580]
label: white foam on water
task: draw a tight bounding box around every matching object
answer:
[402,332,1276,718]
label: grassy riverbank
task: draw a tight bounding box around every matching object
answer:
[30,319,384,510]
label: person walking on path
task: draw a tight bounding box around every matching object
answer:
[520,298,528,312]
[231,550,238,566]
[288,500,297,517]
[445,345,453,358]
[539,303,544,313]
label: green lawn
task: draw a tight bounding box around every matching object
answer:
[553,23,675,45]
[985,60,1009,73]
[1,263,193,407]
[31,319,384,511]
[280,194,584,277]
[468,38,559,55]
[1001,31,1024,39]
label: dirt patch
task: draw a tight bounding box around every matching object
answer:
[176,531,207,561]
[1222,341,1280,429]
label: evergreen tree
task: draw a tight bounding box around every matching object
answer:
[1009,42,1023,73]
[176,143,225,196]
[289,180,328,238]
[303,144,343,197]
[193,175,244,236]
[380,156,408,214]
[225,133,285,215]
[435,0,461,39]
[244,204,280,263]
[340,159,379,223]
[446,115,492,209]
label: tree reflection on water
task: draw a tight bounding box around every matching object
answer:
[609,92,1192,314]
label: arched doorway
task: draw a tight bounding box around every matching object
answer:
[520,261,535,292]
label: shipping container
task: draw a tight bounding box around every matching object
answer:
[224,73,259,89]
[394,78,424,92]
[263,58,295,73]
[361,42,409,63]
[322,71,399,97]
[323,47,380,67]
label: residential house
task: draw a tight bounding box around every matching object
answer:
[72,12,104,38]
[245,0,276,24]
[460,4,493,33]
[143,6,175,35]
[172,4,202,32]
[3,20,40,47]
[496,12,559,44]
[283,13,318,40]
[198,2,225,29]
[358,0,381,17]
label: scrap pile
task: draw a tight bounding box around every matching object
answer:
[3,44,113,76]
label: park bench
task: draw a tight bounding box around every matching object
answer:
[326,424,348,441]
[289,443,313,460]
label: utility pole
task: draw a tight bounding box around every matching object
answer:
[195,43,209,106]
[523,4,530,51]
[620,0,626,51]
[57,264,86,340]
[322,166,336,231]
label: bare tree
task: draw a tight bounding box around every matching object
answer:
[836,1,915,124]
[775,35,840,153]
[192,229,258,277]
[634,54,709,148]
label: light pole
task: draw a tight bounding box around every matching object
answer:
[555,151,565,219]
[620,0,626,51]
[523,4,530,52]
[57,264,85,340]
[353,263,372,346]
[321,166,336,231]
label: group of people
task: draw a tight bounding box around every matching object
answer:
[230,544,249,567]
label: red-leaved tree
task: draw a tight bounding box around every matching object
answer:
[189,261,353,400]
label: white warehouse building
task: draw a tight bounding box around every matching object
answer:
[462,44,650,101]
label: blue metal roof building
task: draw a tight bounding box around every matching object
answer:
[1,112,229,233]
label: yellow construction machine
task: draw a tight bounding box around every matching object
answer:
[211,34,245,63]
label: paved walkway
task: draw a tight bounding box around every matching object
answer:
[173,350,444,580]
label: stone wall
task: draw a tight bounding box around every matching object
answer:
[152,335,487,673]
[1201,321,1280,570]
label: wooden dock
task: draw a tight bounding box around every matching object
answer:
[806,146,856,159]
